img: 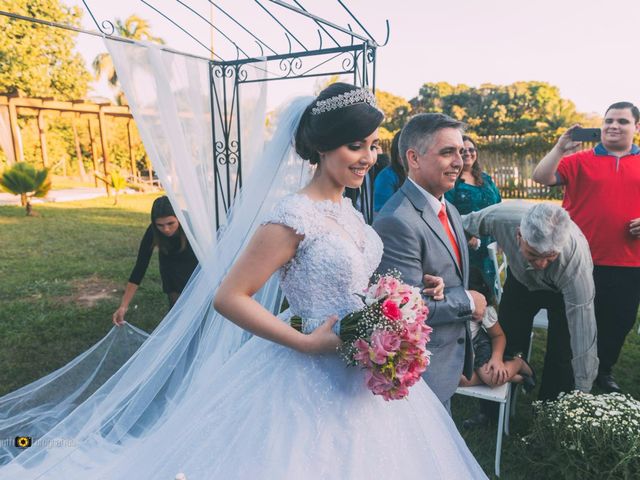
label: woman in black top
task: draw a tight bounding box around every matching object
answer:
[112,196,198,326]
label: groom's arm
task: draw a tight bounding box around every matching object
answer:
[373,215,472,327]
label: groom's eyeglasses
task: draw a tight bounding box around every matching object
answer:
[461,147,477,154]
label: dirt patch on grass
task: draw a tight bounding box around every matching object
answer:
[69,276,119,308]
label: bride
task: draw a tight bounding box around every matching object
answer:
[2,82,487,479]
[199,82,487,479]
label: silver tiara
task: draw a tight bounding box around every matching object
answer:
[311,88,378,115]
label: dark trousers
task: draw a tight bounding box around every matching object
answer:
[498,268,574,401]
[594,266,640,375]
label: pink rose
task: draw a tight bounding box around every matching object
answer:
[366,369,393,395]
[395,359,410,378]
[384,384,409,401]
[403,322,430,345]
[386,277,400,294]
[408,358,426,375]
[381,299,402,321]
[370,330,401,364]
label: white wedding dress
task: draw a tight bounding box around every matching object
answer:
[96,193,485,479]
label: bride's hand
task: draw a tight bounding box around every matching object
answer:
[300,315,342,354]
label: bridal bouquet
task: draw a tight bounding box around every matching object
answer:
[292,273,432,401]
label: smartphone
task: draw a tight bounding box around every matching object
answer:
[571,127,601,142]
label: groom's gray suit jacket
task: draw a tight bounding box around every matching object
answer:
[373,180,474,407]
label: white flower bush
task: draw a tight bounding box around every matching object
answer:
[523,391,640,479]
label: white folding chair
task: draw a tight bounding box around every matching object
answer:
[455,382,512,477]
[488,242,548,423]
[533,310,548,329]
[487,242,506,303]
[461,242,511,476]
[488,241,549,332]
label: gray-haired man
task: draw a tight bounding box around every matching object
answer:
[462,202,599,399]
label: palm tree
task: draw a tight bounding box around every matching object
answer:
[0,163,52,216]
[95,170,128,205]
[109,171,128,206]
[93,15,164,105]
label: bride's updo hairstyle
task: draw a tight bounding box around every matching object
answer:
[295,82,384,165]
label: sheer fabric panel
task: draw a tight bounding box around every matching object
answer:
[1,40,313,477]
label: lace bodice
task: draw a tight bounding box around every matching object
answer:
[263,193,383,332]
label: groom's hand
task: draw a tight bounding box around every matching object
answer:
[422,274,445,301]
[468,290,487,322]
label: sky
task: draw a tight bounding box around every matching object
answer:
[64,0,640,115]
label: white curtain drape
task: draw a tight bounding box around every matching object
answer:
[0,107,17,165]
[1,40,313,478]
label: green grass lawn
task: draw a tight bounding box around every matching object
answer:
[0,195,638,479]
[49,175,102,190]
[0,194,168,395]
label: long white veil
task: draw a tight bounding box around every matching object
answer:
[0,324,149,466]
[0,40,313,477]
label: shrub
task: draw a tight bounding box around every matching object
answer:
[523,391,640,479]
[0,162,51,215]
[95,170,128,205]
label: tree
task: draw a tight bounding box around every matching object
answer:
[93,15,164,105]
[0,0,90,99]
[0,162,51,216]
[409,81,593,137]
[375,90,411,139]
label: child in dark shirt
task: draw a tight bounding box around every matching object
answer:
[112,196,198,326]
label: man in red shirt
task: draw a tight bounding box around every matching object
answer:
[532,102,640,393]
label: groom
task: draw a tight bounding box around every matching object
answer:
[373,113,486,411]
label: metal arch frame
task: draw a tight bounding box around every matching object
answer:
[4,1,387,226]
[207,41,377,227]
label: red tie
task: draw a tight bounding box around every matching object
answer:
[438,204,462,267]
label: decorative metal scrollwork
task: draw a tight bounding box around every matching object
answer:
[278,57,304,78]
[366,48,375,64]
[237,66,249,83]
[341,52,355,71]
[99,20,115,35]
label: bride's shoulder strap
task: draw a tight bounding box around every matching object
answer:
[261,193,318,240]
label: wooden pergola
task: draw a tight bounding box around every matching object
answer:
[0,92,151,194]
